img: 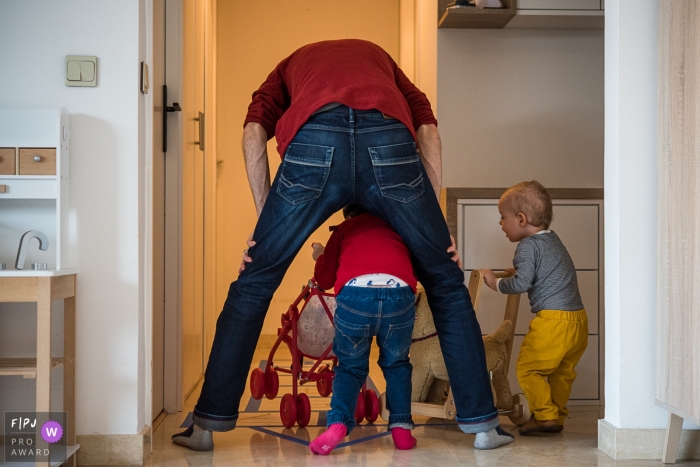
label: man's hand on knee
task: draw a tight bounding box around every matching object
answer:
[238,232,256,273]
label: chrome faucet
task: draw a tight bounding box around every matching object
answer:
[15,230,49,270]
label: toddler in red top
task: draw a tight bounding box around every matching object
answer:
[309,205,417,455]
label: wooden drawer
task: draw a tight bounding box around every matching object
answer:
[0,148,15,175]
[0,178,57,198]
[460,202,599,270]
[18,148,56,175]
[550,204,599,270]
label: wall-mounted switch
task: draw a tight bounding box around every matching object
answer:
[65,55,97,87]
[66,61,81,81]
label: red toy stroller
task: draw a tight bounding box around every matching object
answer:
[248,278,380,428]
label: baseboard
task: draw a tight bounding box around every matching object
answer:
[598,419,700,460]
[77,426,151,465]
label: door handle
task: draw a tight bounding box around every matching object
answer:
[162,85,181,152]
[194,111,204,151]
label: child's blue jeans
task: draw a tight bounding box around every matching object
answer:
[327,285,416,433]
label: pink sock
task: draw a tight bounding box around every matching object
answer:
[391,427,417,450]
[309,423,347,455]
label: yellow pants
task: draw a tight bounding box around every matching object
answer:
[516,309,588,425]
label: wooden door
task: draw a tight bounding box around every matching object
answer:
[181,0,206,401]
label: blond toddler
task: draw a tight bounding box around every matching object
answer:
[482,181,587,435]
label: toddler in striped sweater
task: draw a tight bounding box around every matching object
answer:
[481,181,588,436]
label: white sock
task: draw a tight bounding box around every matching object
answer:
[474,426,514,450]
[171,423,214,451]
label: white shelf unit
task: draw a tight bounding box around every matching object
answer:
[457,197,604,404]
[0,109,78,465]
[0,109,71,271]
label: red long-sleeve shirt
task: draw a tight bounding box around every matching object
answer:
[244,39,438,157]
[314,213,417,295]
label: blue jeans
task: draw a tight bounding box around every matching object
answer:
[328,286,415,433]
[193,106,498,433]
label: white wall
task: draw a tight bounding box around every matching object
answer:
[604,0,699,432]
[0,0,150,435]
[438,28,604,189]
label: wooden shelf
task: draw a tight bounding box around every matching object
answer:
[0,358,64,378]
[438,0,605,29]
[439,0,517,29]
[507,9,604,29]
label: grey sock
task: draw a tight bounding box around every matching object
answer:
[474,426,514,450]
[171,423,214,451]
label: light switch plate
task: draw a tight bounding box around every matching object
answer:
[65,55,97,87]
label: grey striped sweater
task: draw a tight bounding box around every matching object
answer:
[498,231,584,313]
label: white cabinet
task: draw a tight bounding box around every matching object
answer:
[457,197,603,403]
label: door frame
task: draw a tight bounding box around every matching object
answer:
[163,0,183,413]
[161,0,217,413]
[157,0,426,416]
[151,0,166,424]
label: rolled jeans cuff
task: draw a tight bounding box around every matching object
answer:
[193,409,238,432]
[388,422,414,430]
[388,414,414,430]
[326,412,356,434]
[456,410,499,434]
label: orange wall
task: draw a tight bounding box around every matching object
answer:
[216,0,400,335]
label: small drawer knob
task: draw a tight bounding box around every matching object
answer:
[33,155,42,162]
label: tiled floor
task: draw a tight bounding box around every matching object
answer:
[143,345,700,467]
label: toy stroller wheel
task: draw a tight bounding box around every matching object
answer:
[250,368,266,400]
[354,391,366,425]
[508,393,531,426]
[296,393,311,428]
[280,393,297,428]
[364,389,379,423]
[316,367,332,397]
[265,368,279,400]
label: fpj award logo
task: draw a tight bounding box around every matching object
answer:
[4,412,67,463]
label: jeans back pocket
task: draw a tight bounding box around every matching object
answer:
[368,142,425,203]
[277,143,334,205]
[384,315,415,358]
[333,315,371,357]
